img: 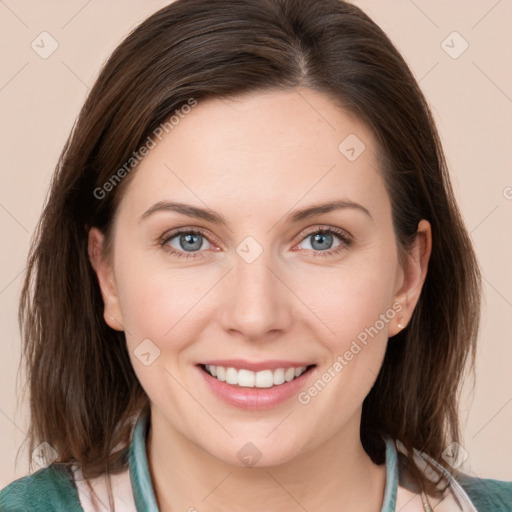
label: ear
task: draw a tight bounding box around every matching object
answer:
[388,219,432,337]
[88,227,124,331]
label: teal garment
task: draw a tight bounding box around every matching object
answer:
[0,463,82,512]
[455,473,512,511]
[1,412,511,511]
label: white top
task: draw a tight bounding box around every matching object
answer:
[73,465,135,512]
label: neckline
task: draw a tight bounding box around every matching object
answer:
[128,410,398,512]
[128,411,159,510]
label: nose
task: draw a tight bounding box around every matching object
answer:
[219,252,294,342]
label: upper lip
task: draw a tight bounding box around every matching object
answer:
[199,359,315,372]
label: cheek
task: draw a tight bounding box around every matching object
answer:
[114,261,209,401]
[294,251,398,345]
[295,271,393,421]
[117,266,209,343]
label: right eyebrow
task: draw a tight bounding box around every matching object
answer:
[139,201,228,225]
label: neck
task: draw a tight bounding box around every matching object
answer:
[147,408,386,512]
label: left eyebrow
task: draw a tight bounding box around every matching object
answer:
[284,199,373,224]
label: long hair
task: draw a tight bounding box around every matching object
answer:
[19,0,481,500]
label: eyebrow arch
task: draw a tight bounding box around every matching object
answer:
[139,199,373,225]
[284,200,373,223]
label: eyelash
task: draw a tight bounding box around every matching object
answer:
[159,226,352,260]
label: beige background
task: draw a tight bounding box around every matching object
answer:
[1,0,511,489]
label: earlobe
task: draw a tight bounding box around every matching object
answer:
[87,227,125,331]
[390,219,432,337]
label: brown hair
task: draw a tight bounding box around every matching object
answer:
[19,0,481,501]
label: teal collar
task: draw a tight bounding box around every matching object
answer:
[128,411,398,511]
[128,411,159,511]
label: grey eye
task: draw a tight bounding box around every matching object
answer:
[167,232,211,253]
[299,231,341,252]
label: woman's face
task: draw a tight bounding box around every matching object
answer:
[90,87,429,467]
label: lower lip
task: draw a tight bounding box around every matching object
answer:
[196,365,316,410]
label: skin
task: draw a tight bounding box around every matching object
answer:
[89,87,431,512]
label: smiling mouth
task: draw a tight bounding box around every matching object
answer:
[199,363,316,388]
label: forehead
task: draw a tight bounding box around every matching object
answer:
[117,87,389,223]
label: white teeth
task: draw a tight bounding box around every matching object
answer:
[204,365,308,388]
[237,369,255,388]
[273,368,285,385]
[285,368,295,382]
[226,367,238,385]
[255,369,273,388]
[216,366,226,382]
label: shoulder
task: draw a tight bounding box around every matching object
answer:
[0,464,83,512]
[395,440,512,512]
[455,472,512,512]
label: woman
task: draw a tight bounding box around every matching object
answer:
[1,0,510,510]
